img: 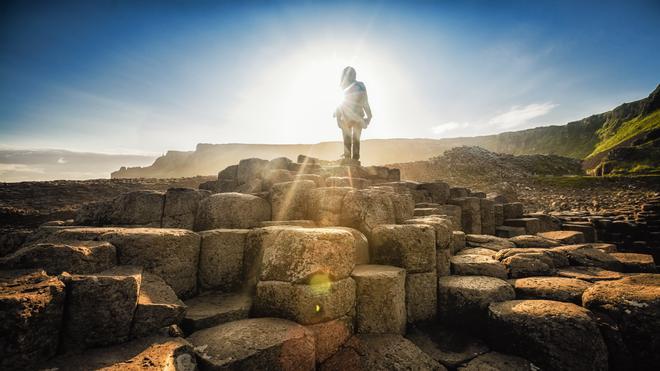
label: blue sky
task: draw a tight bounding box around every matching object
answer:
[1,0,659,155]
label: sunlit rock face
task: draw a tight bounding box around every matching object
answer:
[6,154,659,370]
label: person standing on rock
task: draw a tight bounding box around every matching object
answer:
[334,66,372,164]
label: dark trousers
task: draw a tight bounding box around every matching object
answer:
[341,121,363,160]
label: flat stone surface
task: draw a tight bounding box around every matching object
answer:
[132,272,186,338]
[537,230,585,244]
[609,252,656,272]
[556,266,624,282]
[554,244,622,271]
[187,318,315,370]
[457,247,495,256]
[488,300,608,371]
[501,253,555,278]
[181,292,251,334]
[0,269,65,370]
[466,234,516,251]
[509,235,560,248]
[0,241,116,275]
[511,276,592,304]
[450,255,508,279]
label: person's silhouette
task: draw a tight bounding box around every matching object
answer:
[334,66,372,163]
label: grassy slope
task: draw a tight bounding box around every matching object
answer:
[588,109,660,158]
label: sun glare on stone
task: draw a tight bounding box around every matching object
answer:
[309,272,332,295]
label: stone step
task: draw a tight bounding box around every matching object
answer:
[132,272,186,338]
[537,230,585,244]
[609,252,656,272]
[509,276,593,304]
[181,291,252,334]
[495,225,526,238]
[351,264,406,335]
[504,218,541,235]
[450,254,508,279]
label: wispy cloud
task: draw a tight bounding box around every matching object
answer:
[431,121,470,135]
[488,102,558,129]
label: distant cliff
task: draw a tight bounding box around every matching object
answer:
[112,84,660,179]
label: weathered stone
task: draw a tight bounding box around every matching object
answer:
[406,325,489,368]
[436,204,462,230]
[479,198,496,235]
[511,276,592,304]
[254,278,356,325]
[188,318,315,370]
[419,182,451,204]
[259,227,355,283]
[340,189,396,236]
[327,227,369,265]
[218,164,238,180]
[195,192,271,230]
[495,225,525,238]
[162,187,210,229]
[101,228,201,298]
[262,169,294,190]
[260,220,316,227]
[0,241,116,275]
[509,234,560,248]
[458,351,532,371]
[451,255,508,279]
[132,272,186,338]
[494,247,569,268]
[43,335,197,371]
[306,316,354,364]
[610,252,656,272]
[437,248,452,277]
[326,176,371,189]
[538,230,586,244]
[449,197,482,234]
[236,158,269,183]
[270,180,316,221]
[437,276,514,329]
[466,234,516,251]
[198,229,248,292]
[406,271,438,323]
[404,216,453,249]
[308,187,352,226]
[488,300,608,371]
[235,177,264,193]
[0,270,65,370]
[352,265,406,334]
[502,253,555,278]
[61,266,141,350]
[320,334,444,371]
[451,231,466,255]
[525,212,561,232]
[504,218,541,235]
[370,224,436,273]
[582,274,660,369]
[389,192,415,223]
[554,244,622,271]
[591,243,617,253]
[181,292,251,334]
[556,266,624,282]
[502,203,523,220]
[457,247,495,256]
[294,173,326,187]
[450,187,469,199]
[562,223,597,242]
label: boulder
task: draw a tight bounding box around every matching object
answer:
[340,189,396,236]
[458,352,532,371]
[479,199,496,235]
[504,218,541,235]
[403,216,453,249]
[487,300,608,371]
[44,335,196,371]
[198,229,248,292]
[451,231,466,254]
[502,203,523,220]
[406,325,489,368]
[537,230,586,244]
[509,235,560,248]
[511,276,592,304]
[0,241,116,275]
[556,266,624,282]
[161,188,210,229]
[308,187,352,226]
[449,197,482,234]
[437,276,515,329]
[370,224,436,273]
[406,271,438,323]
[181,292,251,334]
[609,252,656,272]
[101,228,201,298]
[352,265,406,334]
[466,234,516,251]
[306,316,354,364]
[131,272,186,338]
[554,244,622,271]
[501,253,555,278]
[61,266,142,350]
[582,274,660,369]
[0,270,65,370]
[450,255,508,279]
[259,227,355,283]
[236,158,269,183]
[320,334,444,371]
[187,318,315,370]
[194,192,271,230]
[270,180,317,221]
[254,278,356,325]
